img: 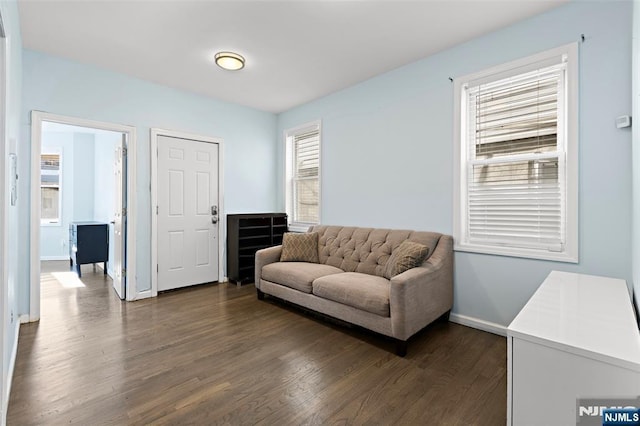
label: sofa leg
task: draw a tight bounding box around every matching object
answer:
[395,339,408,357]
[257,289,265,300]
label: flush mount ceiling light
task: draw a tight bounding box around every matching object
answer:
[214,51,245,71]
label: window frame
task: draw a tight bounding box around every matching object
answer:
[284,120,321,232]
[40,148,62,226]
[453,43,578,263]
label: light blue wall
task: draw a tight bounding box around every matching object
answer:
[277,1,633,326]
[72,133,95,221]
[20,49,278,309]
[1,0,21,415]
[633,0,640,319]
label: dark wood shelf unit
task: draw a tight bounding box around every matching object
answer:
[227,213,287,285]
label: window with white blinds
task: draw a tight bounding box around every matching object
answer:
[454,44,578,262]
[286,121,321,230]
[41,150,62,225]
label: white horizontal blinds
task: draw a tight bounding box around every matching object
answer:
[41,153,60,180]
[41,153,61,222]
[466,63,565,251]
[293,128,319,224]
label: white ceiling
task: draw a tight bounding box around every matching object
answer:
[19,0,568,114]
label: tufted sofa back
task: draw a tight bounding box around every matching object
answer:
[308,225,442,278]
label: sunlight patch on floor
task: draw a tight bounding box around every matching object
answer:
[51,271,86,288]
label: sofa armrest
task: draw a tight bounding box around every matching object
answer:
[254,245,282,289]
[389,235,453,340]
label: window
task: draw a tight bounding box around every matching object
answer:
[41,150,62,225]
[285,121,321,231]
[453,44,578,262]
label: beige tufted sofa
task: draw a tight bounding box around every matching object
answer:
[254,225,453,356]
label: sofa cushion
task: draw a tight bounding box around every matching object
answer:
[382,240,429,279]
[262,262,343,293]
[310,225,442,278]
[312,272,390,317]
[280,232,320,263]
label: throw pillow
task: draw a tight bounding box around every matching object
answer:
[280,232,320,263]
[383,241,429,279]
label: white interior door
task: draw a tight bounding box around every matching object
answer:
[112,137,126,299]
[157,135,219,291]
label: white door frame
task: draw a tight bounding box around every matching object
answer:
[150,128,225,296]
[30,111,139,321]
[0,11,7,422]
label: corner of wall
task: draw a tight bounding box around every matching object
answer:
[634,291,640,327]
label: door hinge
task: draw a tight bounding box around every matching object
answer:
[156,205,159,215]
[122,207,127,216]
[122,147,128,156]
[122,268,126,277]
[157,264,159,273]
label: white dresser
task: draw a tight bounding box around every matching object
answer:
[507,271,640,426]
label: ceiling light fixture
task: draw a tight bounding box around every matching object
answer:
[214,51,245,71]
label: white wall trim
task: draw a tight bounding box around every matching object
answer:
[1,314,22,426]
[40,256,68,261]
[449,312,507,337]
[0,15,7,426]
[150,128,225,297]
[30,111,138,319]
[132,289,152,301]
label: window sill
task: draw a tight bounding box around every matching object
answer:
[288,223,314,233]
[41,221,62,228]
[454,242,578,264]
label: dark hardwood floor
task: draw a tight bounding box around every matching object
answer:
[8,261,506,425]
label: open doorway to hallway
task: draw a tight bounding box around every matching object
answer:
[39,122,124,287]
[30,112,138,322]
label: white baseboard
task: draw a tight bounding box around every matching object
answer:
[40,255,68,261]
[2,314,24,425]
[449,313,507,337]
[132,289,152,301]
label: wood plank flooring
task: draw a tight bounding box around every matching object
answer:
[8,261,506,425]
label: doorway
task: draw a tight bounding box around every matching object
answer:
[30,112,138,321]
[150,128,224,295]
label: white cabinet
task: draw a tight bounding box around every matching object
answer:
[507,271,640,426]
